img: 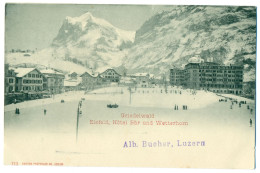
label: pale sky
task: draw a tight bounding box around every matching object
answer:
[5,4,174,51]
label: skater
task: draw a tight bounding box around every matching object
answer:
[247,105,250,109]
[250,119,252,127]
[17,108,20,115]
[79,101,82,108]
[44,109,47,115]
[250,109,253,114]
[174,105,176,110]
[239,103,241,108]
[15,108,18,114]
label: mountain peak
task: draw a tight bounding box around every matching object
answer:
[72,12,93,22]
[79,12,93,19]
[65,12,94,30]
[65,12,116,31]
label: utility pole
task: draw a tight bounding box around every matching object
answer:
[128,87,132,105]
[76,102,80,142]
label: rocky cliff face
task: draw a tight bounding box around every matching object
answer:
[123,6,256,81]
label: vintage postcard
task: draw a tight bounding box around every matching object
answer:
[4,4,256,169]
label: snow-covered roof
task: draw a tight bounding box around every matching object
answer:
[120,77,134,83]
[134,73,149,77]
[188,57,204,63]
[64,80,80,87]
[13,68,36,77]
[69,71,78,75]
[80,70,100,78]
[149,74,155,79]
[40,69,64,75]
[96,66,112,73]
[91,72,100,78]
[154,76,162,80]
[99,68,121,76]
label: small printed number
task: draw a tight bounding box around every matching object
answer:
[11,162,18,166]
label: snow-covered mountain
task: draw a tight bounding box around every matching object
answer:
[5,7,256,82]
[51,12,135,70]
[123,6,256,82]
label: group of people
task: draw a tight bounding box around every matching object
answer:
[15,108,20,114]
[190,90,197,95]
[183,105,188,110]
[234,100,253,114]
[136,89,184,95]
[173,104,188,110]
[228,98,254,127]
[168,90,182,94]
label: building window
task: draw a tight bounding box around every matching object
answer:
[9,78,14,83]
[9,86,13,92]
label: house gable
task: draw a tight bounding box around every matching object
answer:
[80,72,93,78]
[100,69,121,77]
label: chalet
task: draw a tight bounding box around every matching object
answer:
[134,73,150,88]
[99,69,121,83]
[64,80,81,91]
[80,70,103,90]
[5,64,16,93]
[13,68,43,92]
[68,72,78,80]
[40,69,65,94]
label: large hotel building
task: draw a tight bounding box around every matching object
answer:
[170,57,243,95]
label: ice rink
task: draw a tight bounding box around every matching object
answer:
[4,86,255,168]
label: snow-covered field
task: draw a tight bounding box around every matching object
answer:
[4,87,255,168]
